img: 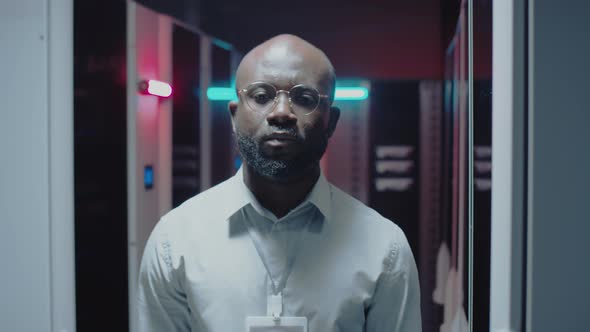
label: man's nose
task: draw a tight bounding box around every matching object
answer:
[266,93,297,125]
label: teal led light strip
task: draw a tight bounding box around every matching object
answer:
[207,87,237,101]
[207,87,369,101]
[334,87,369,100]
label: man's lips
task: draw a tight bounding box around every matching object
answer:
[262,132,301,151]
[263,132,299,142]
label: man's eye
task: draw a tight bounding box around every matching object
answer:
[252,93,272,104]
[293,94,317,108]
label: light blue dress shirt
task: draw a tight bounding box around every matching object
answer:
[138,169,422,331]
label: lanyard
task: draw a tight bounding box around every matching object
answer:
[243,208,312,317]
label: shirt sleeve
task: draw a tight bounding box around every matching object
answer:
[365,231,422,332]
[137,220,192,332]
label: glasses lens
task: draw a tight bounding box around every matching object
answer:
[244,82,277,113]
[290,85,320,114]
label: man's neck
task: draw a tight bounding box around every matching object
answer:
[243,164,320,219]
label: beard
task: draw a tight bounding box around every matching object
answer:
[235,126,328,182]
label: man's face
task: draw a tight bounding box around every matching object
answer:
[230,48,335,181]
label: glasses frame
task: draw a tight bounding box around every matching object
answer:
[238,81,330,116]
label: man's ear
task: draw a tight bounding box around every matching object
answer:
[326,106,340,138]
[228,101,238,117]
[228,101,238,132]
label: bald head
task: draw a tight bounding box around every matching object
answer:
[236,34,336,102]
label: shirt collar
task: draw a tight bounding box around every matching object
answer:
[305,170,332,221]
[222,166,332,222]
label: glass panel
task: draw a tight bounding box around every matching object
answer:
[471,0,493,330]
[435,1,471,330]
[210,43,234,186]
[172,25,201,207]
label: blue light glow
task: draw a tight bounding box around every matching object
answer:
[207,87,237,101]
[144,165,154,190]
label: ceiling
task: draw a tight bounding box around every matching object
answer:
[137,0,463,79]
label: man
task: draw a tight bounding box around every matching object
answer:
[138,34,422,331]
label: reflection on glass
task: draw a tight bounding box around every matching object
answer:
[434,1,470,331]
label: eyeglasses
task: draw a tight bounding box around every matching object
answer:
[238,82,329,116]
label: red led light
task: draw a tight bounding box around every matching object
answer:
[138,79,172,98]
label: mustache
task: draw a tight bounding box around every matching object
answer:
[260,126,303,141]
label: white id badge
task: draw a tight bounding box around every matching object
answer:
[245,316,307,332]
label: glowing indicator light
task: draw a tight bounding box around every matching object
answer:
[207,87,237,101]
[334,87,369,100]
[144,165,154,189]
[138,79,172,98]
